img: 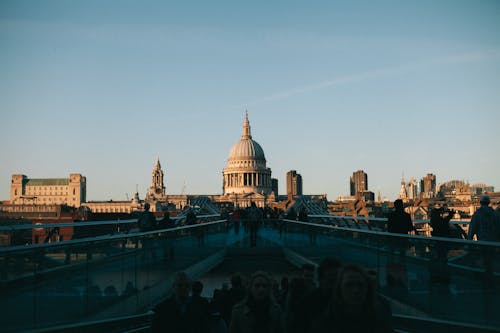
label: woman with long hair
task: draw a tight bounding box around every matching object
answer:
[309,264,392,333]
[229,271,284,333]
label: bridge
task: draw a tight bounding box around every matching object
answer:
[0,209,499,332]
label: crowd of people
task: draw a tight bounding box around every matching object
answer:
[151,258,393,333]
[387,196,500,242]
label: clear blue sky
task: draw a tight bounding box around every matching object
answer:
[1,0,499,201]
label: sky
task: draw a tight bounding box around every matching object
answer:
[1,0,499,202]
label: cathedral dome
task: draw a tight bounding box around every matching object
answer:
[228,138,266,161]
[223,113,273,197]
[227,113,266,163]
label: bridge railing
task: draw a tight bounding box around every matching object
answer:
[0,214,221,246]
[277,218,500,329]
[307,214,470,238]
[0,216,230,333]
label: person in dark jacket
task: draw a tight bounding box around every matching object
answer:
[430,205,454,238]
[296,258,341,333]
[138,202,156,231]
[151,272,209,333]
[387,199,414,234]
[309,265,392,333]
[468,195,500,241]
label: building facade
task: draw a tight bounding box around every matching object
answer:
[286,170,303,197]
[222,113,273,197]
[10,174,86,207]
[420,173,436,198]
[350,170,368,196]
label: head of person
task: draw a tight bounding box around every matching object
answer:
[394,199,404,212]
[480,195,490,207]
[317,257,341,292]
[334,265,372,309]
[192,280,203,297]
[430,206,442,219]
[144,202,150,211]
[251,202,257,208]
[248,271,272,301]
[173,272,191,299]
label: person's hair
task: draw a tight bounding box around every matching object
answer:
[480,195,490,205]
[192,280,203,296]
[394,199,403,210]
[247,271,272,298]
[317,257,341,279]
[144,202,150,210]
[333,264,373,308]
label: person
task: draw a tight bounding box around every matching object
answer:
[223,274,246,325]
[296,257,341,333]
[468,195,500,241]
[430,205,454,238]
[151,272,209,333]
[309,265,392,333]
[229,271,284,333]
[298,207,308,222]
[284,278,308,333]
[186,209,198,226]
[387,199,414,234]
[159,209,175,229]
[247,202,262,247]
[286,207,297,221]
[192,280,210,315]
[232,208,241,235]
[138,202,156,231]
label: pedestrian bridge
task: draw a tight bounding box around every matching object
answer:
[0,215,499,333]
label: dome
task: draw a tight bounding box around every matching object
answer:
[223,112,273,197]
[228,139,266,161]
[227,113,266,161]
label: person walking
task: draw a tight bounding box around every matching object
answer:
[151,272,209,333]
[468,195,500,241]
[247,203,262,247]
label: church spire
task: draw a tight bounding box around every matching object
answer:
[242,111,252,139]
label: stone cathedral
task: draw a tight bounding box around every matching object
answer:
[151,113,276,210]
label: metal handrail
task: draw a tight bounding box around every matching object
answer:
[0,218,227,254]
[0,214,221,231]
[282,219,500,247]
[308,214,470,224]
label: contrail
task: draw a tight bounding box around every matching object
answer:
[245,50,500,106]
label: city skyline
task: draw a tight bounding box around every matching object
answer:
[1,1,499,201]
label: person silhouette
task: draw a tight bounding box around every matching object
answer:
[468,195,500,241]
[387,200,414,235]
